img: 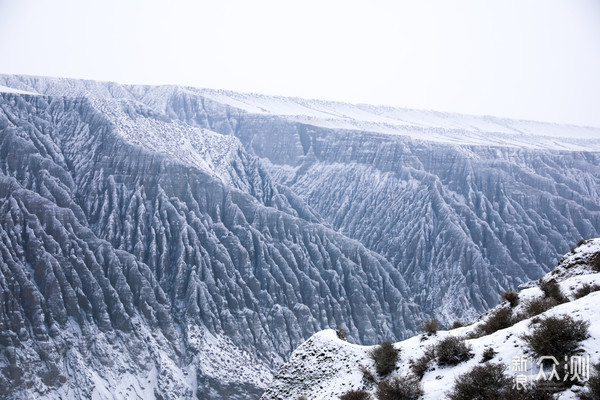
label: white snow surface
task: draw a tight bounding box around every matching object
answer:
[0,84,38,95]
[89,97,244,187]
[262,239,600,400]
[33,321,270,400]
[187,87,600,151]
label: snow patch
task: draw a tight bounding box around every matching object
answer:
[0,84,38,95]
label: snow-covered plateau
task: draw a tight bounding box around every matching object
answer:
[0,74,599,399]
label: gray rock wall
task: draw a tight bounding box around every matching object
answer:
[0,89,420,399]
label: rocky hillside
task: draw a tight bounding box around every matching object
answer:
[0,86,420,399]
[262,239,600,399]
[3,75,600,323]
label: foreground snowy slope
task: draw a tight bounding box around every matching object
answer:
[262,239,600,399]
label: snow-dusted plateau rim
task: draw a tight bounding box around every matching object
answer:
[1,74,600,151]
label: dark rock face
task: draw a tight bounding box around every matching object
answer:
[0,85,420,399]
[158,90,600,321]
[258,134,600,320]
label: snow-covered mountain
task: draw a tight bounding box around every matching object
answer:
[166,86,600,322]
[262,239,600,399]
[0,78,421,399]
[4,74,598,322]
[0,74,599,399]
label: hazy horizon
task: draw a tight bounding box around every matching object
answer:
[1,0,599,128]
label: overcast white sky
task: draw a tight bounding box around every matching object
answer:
[1,0,599,127]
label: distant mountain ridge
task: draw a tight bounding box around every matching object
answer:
[3,74,600,150]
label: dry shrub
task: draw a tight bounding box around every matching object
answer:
[449,320,466,329]
[434,336,473,366]
[359,364,376,384]
[539,280,567,303]
[501,290,519,307]
[591,252,600,272]
[375,376,422,400]
[522,314,589,364]
[579,363,600,400]
[449,359,555,399]
[370,342,400,377]
[522,297,556,318]
[339,389,372,400]
[447,362,511,400]
[421,319,438,336]
[409,347,435,380]
[501,382,554,399]
[480,347,495,363]
[336,326,347,341]
[477,308,514,335]
[447,362,553,399]
[574,283,600,299]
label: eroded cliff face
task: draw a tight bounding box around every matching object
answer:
[257,132,600,320]
[0,88,420,399]
[1,75,599,399]
[9,74,596,322]
[153,86,600,321]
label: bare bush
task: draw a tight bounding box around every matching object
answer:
[477,308,514,335]
[421,319,438,336]
[522,314,589,364]
[501,382,554,399]
[591,252,600,272]
[434,336,473,366]
[375,376,422,400]
[448,362,511,400]
[574,283,600,299]
[522,297,556,318]
[336,326,347,341]
[579,363,600,400]
[409,347,435,380]
[370,342,400,377]
[449,320,466,329]
[540,280,567,303]
[480,347,495,363]
[359,364,376,384]
[501,290,519,307]
[449,361,554,399]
